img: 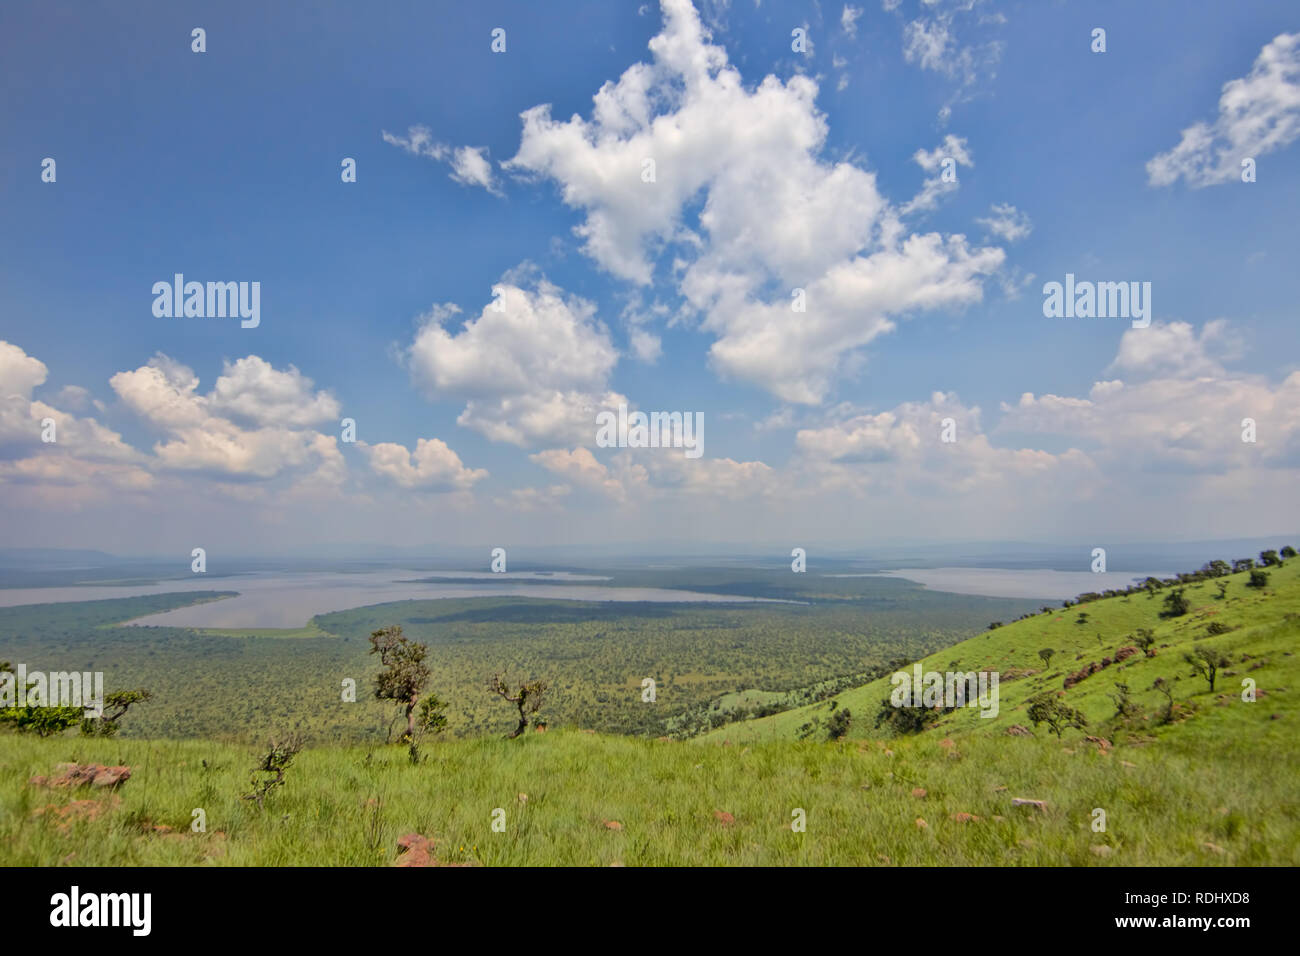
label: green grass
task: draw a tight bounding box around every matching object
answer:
[1,724,1294,865]
[2,561,1296,866]
[184,622,332,640]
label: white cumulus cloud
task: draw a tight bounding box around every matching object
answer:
[505,0,1004,405]
[1147,33,1300,188]
[363,437,487,491]
[404,273,628,446]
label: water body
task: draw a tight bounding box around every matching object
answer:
[0,570,790,629]
[843,568,1175,601]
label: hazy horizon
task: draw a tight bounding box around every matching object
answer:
[2,533,1293,572]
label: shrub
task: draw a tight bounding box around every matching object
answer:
[1153,678,1175,724]
[0,662,85,737]
[1111,682,1140,720]
[1027,692,1088,739]
[244,734,304,807]
[1160,588,1190,618]
[873,697,950,735]
[0,704,83,737]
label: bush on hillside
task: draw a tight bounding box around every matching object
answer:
[1027,692,1088,739]
[1110,682,1140,721]
[1161,588,1190,618]
[874,697,951,735]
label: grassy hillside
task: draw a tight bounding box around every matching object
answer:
[704,559,1300,747]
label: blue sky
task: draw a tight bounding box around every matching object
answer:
[2,0,1298,555]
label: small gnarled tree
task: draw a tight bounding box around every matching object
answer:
[80,689,153,737]
[1184,646,1231,692]
[1027,692,1088,739]
[487,674,548,738]
[369,626,442,746]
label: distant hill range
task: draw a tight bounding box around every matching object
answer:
[0,548,117,568]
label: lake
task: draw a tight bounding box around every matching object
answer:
[0,570,792,629]
[852,567,1175,600]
